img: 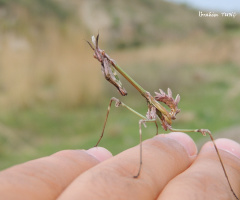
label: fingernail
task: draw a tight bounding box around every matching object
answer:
[86,147,113,162]
[156,132,198,156]
[203,139,240,159]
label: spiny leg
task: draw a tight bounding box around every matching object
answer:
[169,127,239,200]
[133,118,158,178]
[95,97,147,147]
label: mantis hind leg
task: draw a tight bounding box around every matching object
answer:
[169,127,239,200]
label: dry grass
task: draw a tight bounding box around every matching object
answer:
[0,27,103,108]
[0,0,239,109]
[0,30,239,108]
[111,34,240,66]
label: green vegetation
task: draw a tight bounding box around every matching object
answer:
[0,0,70,20]
[0,0,240,170]
[1,63,240,170]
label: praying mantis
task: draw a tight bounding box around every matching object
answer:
[87,34,239,200]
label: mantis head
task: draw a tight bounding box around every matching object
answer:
[87,34,127,96]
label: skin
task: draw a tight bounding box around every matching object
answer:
[0,132,239,200]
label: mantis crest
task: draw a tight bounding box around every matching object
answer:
[88,34,239,200]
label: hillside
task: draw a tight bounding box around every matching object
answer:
[0,0,240,170]
[0,0,239,108]
[80,0,223,48]
[1,0,235,48]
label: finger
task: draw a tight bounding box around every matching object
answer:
[158,139,240,200]
[86,147,113,162]
[58,132,197,200]
[0,148,112,200]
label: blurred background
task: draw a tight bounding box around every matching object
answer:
[0,0,240,170]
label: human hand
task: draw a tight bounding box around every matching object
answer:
[0,132,239,200]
